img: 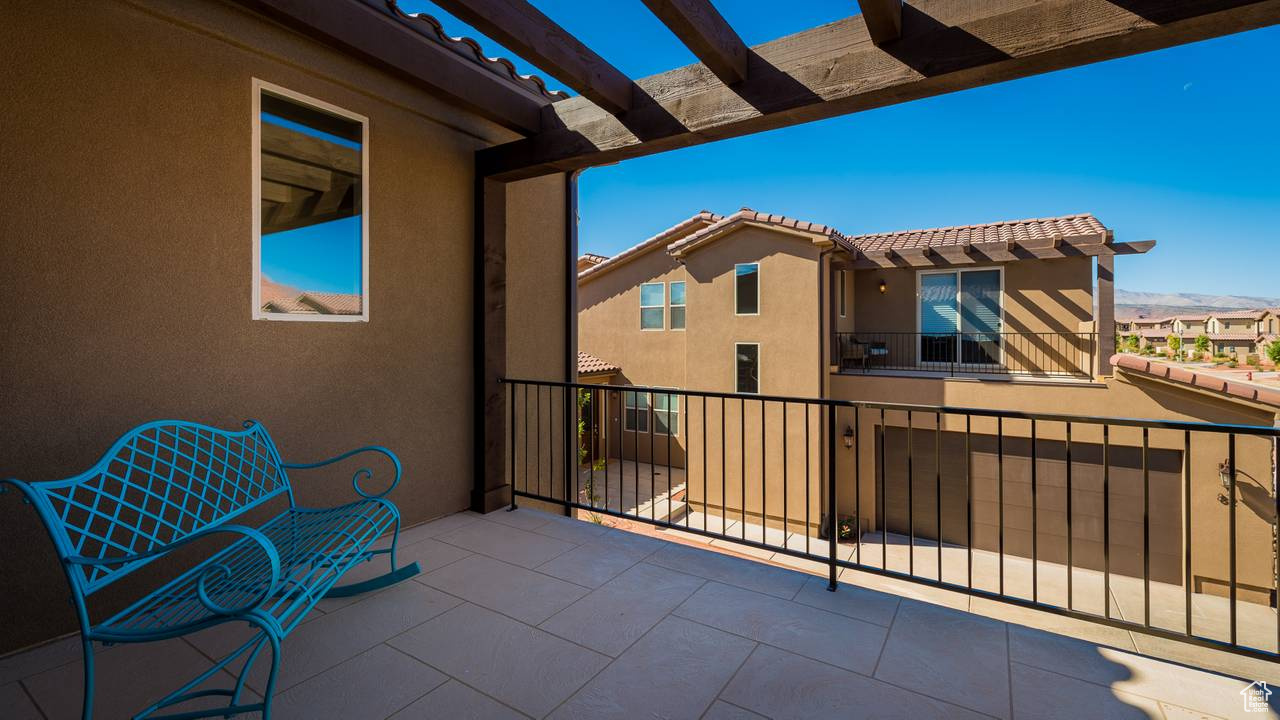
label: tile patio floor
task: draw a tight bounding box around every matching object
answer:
[3,507,1278,719]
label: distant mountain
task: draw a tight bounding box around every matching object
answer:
[1115,290,1280,320]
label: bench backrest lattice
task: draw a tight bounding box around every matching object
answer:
[22,420,292,594]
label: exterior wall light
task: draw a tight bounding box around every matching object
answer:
[878,279,887,294]
[1218,459,1232,489]
[843,426,855,449]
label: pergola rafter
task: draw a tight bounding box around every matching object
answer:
[640,0,749,86]
[857,0,903,46]
[478,0,1280,179]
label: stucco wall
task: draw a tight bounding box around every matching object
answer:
[0,0,566,653]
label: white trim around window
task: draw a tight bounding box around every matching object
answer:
[640,281,665,331]
[735,342,760,394]
[734,263,760,316]
[252,78,370,322]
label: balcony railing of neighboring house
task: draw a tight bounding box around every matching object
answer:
[836,331,1098,378]
[503,377,1280,662]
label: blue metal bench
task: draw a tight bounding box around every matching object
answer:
[1,419,421,719]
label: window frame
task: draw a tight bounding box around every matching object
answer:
[734,263,760,316]
[915,266,1005,367]
[640,281,666,331]
[652,390,680,437]
[735,342,761,394]
[252,78,370,323]
[623,390,650,433]
[669,281,687,331]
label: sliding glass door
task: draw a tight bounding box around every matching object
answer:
[918,269,1003,368]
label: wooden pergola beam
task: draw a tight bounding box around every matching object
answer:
[233,0,548,133]
[479,0,1280,179]
[433,0,634,115]
[858,0,902,46]
[641,0,749,86]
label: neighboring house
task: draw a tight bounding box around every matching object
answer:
[1172,314,1209,338]
[578,208,1279,606]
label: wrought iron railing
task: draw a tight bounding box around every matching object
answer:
[835,331,1097,377]
[503,377,1280,662]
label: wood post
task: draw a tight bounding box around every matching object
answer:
[473,175,511,512]
[1096,254,1115,377]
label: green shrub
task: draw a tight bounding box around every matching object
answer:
[1247,354,1262,368]
[1227,359,1238,368]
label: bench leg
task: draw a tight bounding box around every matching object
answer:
[83,638,95,720]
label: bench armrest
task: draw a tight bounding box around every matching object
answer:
[67,525,282,617]
[283,446,402,499]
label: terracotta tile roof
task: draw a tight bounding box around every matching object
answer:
[1206,333,1259,342]
[1211,310,1267,320]
[578,351,619,376]
[847,213,1106,252]
[666,207,856,256]
[1112,354,1280,409]
[1139,328,1173,339]
[301,292,362,315]
[385,1,567,102]
[579,211,722,281]
[1173,314,1208,322]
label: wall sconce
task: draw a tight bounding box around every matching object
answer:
[1218,459,1232,490]
[843,426,855,449]
[878,279,887,294]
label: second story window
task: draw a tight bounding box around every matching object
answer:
[640,282,664,330]
[838,271,847,317]
[736,343,760,394]
[735,263,759,315]
[670,281,686,330]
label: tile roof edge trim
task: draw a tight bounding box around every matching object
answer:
[1111,354,1280,411]
[578,211,721,282]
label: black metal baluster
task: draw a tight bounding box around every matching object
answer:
[854,408,861,566]
[1066,421,1073,611]
[509,382,517,510]
[666,393,672,522]
[649,391,656,521]
[702,395,707,531]
[762,399,767,545]
[741,398,746,539]
[1104,425,1111,619]
[1183,429,1190,636]
[936,412,942,582]
[588,388,596,510]
[536,385,542,499]
[1143,427,1151,628]
[966,415,972,589]
[828,404,838,591]
[998,416,1005,596]
[721,396,727,535]
[806,403,811,555]
[604,389,609,512]
[1031,419,1038,602]
[881,408,888,569]
[783,402,789,548]
[1229,433,1238,647]
[908,410,914,577]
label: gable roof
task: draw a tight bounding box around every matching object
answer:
[578,211,721,282]
[846,213,1106,252]
[666,208,856,257]
[1212,310,1267,321]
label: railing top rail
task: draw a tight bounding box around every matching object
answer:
[500,377,1280,437]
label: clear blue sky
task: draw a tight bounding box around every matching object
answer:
[415,1,1279,296]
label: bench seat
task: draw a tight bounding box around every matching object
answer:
[3,419,421,719]
[99,498,399,640]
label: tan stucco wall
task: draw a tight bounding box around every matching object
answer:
[0,0,566,653]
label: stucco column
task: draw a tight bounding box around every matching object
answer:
[474,176,511,512]
[1096,254,1115,377]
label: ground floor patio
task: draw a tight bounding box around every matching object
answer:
[3,507,1277,719]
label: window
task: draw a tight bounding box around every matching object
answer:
[838,270,846,317]
[253,80,368,321]
[624,391,650,432]
[640,282,665,330]
[735,263,759,315]
[918,268,1002,365]
[736,343,760,394]
[654,392,680,435]
[670,281,686,330]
